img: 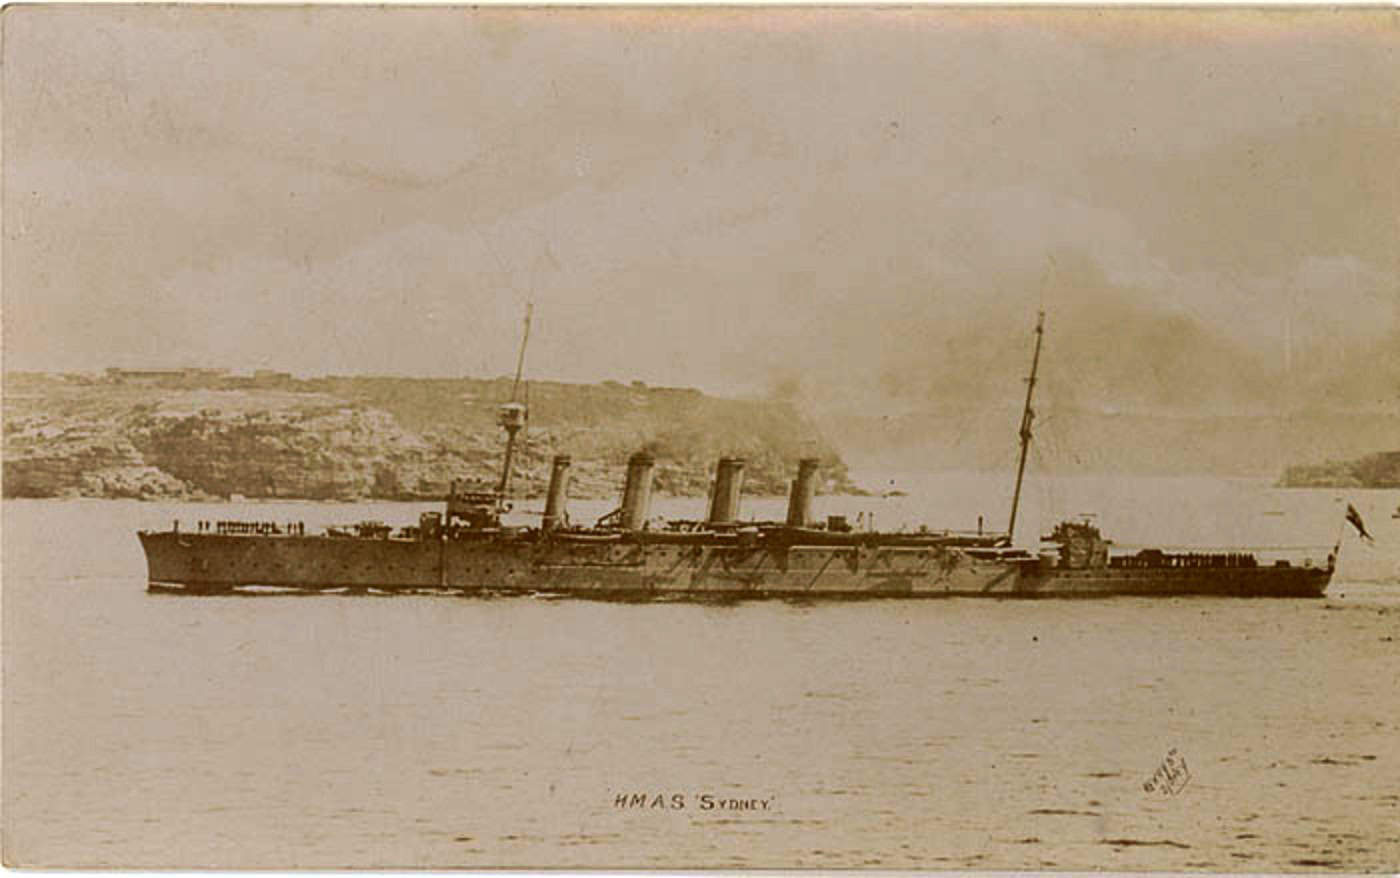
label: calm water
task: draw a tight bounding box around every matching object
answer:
[4,476,1399,869]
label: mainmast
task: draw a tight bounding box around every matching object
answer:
[1007,310,1045,541]
[496,303,533,497]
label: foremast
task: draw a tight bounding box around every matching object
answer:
[496,303,533,497]
[1007,310,1045,541]
[446,303,533,530]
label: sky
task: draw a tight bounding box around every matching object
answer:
[3,7,1396,415]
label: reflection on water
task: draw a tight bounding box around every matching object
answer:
[3,476,1398,868]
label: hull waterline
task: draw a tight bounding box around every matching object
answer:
[138,531,1331,598]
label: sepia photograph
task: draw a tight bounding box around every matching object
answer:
[2,4,1397,871]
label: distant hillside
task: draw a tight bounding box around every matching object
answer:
[1280,451,1400,489]
[2,372,852,502]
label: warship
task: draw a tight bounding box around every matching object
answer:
[139,312,1335,598]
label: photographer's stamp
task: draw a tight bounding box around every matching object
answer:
[1144,748,1191,797]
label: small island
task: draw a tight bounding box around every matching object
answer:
[1279,450,1400,489]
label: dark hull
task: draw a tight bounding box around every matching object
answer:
[1018,566,1330,598]
[138,532,1331,598]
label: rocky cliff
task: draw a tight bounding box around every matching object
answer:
[2,373,853,502]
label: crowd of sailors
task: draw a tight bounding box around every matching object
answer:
[183,520,307,536]
[1111,550,1259,569]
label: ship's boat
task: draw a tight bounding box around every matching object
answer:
[137,311,1336,598]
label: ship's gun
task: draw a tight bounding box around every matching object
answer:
[353,521,392,539]
[446,479,508,530]
[1049,519,1111,570]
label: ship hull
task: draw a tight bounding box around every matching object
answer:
[139,531,1018,597]
[138,532,1329,598]
[1015,566,1330,598]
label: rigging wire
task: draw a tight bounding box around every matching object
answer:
[511,303,533,404]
